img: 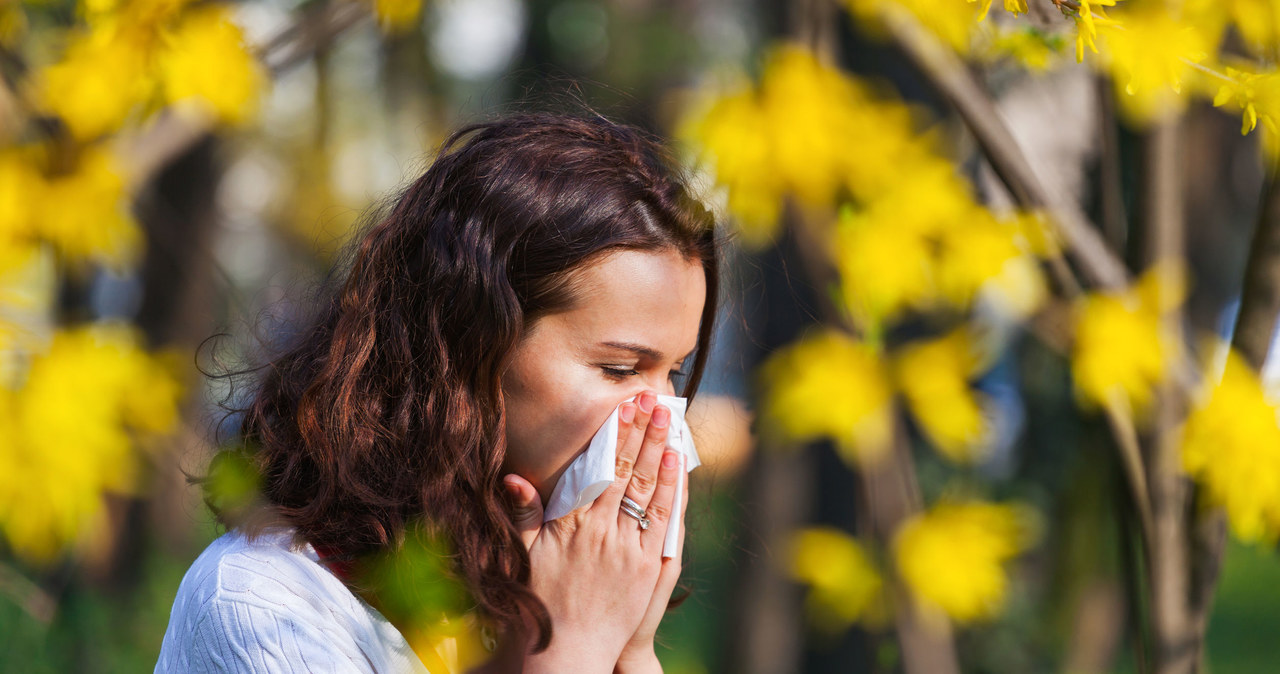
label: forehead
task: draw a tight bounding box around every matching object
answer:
[542,248,706,355]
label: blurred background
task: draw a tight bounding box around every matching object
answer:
[1,0,1279,672]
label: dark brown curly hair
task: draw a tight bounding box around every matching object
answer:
[201,111,720,653]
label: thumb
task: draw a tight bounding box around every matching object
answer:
[502,474,543,550]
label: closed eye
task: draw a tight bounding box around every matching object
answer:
[600,366,688,381]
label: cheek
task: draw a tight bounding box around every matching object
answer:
[506,376,636,498]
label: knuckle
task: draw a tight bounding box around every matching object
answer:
[646,499,672,523]
[614,456,635,480]
[629,470,657,494]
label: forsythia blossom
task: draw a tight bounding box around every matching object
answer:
[894,330,992,464]
[1181,347,1280,543]
[789,527,885,634]
[894,500,1036,624]
[1072,265,1183,415]
[758,330,894,465]
[0,324,184,563]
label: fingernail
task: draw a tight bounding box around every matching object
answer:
[662,451,677,469]
[652,406,669,428]
[638,392,655,413]
[502,477,520,496]
[620,403,636,424]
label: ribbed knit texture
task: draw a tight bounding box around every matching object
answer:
[155,528,431,673]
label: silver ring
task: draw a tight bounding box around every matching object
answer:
[619,496,650,531]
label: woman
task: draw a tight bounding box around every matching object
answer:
[155,111,720,673]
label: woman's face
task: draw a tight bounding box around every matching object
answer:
[501,248,707,506]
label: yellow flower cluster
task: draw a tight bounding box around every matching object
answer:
[682,46,896,245]
[1181,347,1280,543]
[893,500,1036,624]
[757,329,895,465]
[1096,4,1215,123]
[1214,68,1280,136]
[895,330,992,464]
[1072,265,1183,416]
[789,527,885,634]
[845,0,981,54]
[35,1,265,139]
[760,327,1004,467]
[684,45,1048,330]
[0,324,184,564]
[0,146,141,269]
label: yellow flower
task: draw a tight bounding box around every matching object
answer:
[35,28,153,140]
[834,201,936,330]
[759,46,866,210]
[935,209,1046,319]
[158,5,266,125]
[681,87,784,246]
[0,324,185,564]
[1072,264,1183,415]
[968,0,1028,21]
[1070,0,1119,63]
[1181,347,1280,542]
[1213,67,1280,136]
[789,527,884,634]
[846,0,980,55]
[1225,0,1280,56]
[894,500,1035,624]
[0,150,43,266]
[37,146,142,269]
[758,330,894,465]
[895,330,991,463]
[1100,5,1217,123]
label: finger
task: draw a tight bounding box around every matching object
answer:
[502,474,543,551]
[595,391,656,512]
[624,403,670,511]
[637,449,681,550]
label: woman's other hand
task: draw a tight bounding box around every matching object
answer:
[501,391,686,673]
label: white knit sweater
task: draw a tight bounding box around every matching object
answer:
[155,528,431,673]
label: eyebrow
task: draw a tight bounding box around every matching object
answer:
[599,341,696,363]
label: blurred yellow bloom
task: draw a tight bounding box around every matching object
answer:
[759,46,865,209]
[1213,67,1280,136]
[789,527,884,634]
[681,88,784,246]
[833,163,1041,328]
[895,330,991,463]
[35,28,153,139]
[0,324,184,564]
[894,500,1035,624]
[935,210,1046,319]
[38,147,142,269]
[373,0,424,34]
[758,330,894,465]
[1072,264,1183,414]
[834,200,935,329]
[969,0,1028,21]
[1072,0,1119,63]
[159,5,265,125]
[0,150,42,267]
[1225,0,1280,56]
[1100,5,1215,123]
[1181,347,1280,542]
[846,0,980,55]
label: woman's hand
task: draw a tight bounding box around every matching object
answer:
[501,391,686,673]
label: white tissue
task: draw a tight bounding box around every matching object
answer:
[543,393,700,558]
